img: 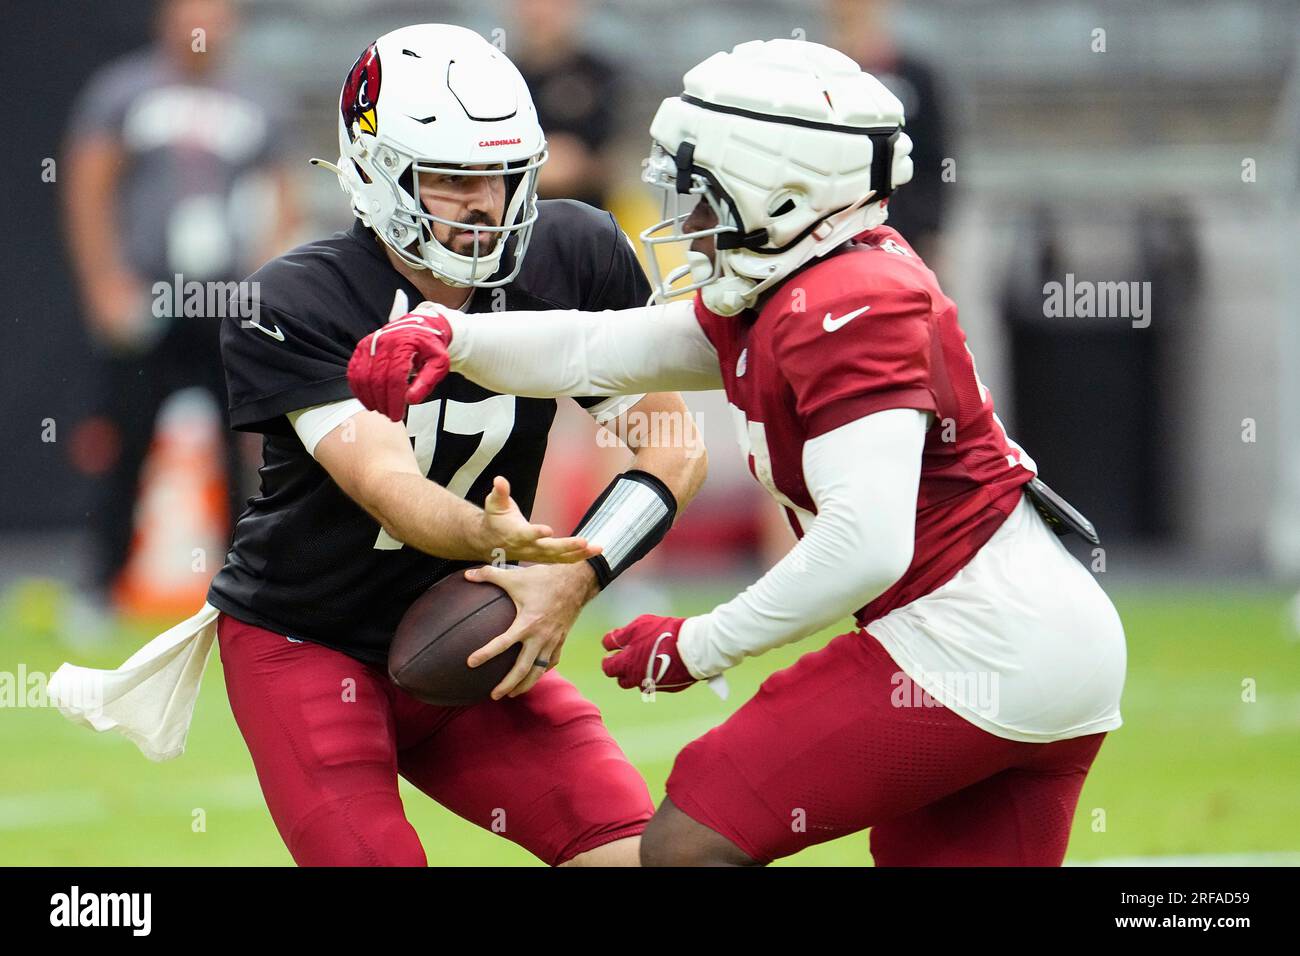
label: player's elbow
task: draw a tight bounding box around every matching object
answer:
[849,528,914,602]
[877,541,914,592]
[671,405,710,504]
[364,501,407,545]
[679,441,708,508]
[662,441,708,516]
[627,417,709,512]
[347,471,409,544]
[368,499,410,546]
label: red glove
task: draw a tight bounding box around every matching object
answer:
[601,615,698,695]
[348,308,453,421]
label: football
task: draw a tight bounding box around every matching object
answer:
[388,570,520,706]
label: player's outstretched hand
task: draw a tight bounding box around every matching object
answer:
[481,476,602,564]
[348,289,455,421]
[601,614,698,696]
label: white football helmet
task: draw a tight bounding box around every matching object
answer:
[640,39,914,315]
[319,24,547,287]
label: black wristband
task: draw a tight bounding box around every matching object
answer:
[571,470,678,589]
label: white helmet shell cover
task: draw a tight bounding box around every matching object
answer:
[641,38,914,314]
[332,24,547,287]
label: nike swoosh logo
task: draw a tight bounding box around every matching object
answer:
[822,305,871,332]
[654,653,672,684]
[245,320,285,342]
[643,631,677,693]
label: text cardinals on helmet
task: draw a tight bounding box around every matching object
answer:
[640,38,914,315]
[315,24,548,288]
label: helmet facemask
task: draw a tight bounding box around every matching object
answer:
[345,126,547,288]
[639,128,907,315]
[639,141,748,307]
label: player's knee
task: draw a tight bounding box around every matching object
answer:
[287,792,426,867]
[641,798,759,867]
[543,734,655,866]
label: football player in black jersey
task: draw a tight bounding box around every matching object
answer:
[206,24,705,866]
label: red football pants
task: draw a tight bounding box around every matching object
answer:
[667,628,1107,865]
[217,613,653,866]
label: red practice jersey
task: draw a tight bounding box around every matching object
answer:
[693,225,1036,625]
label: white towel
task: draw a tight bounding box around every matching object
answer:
[47,603,219,762]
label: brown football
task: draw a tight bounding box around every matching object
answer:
[388,571,520,706]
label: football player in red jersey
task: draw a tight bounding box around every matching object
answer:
[349,39,1127,866]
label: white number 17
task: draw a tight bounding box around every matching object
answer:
[373,394,517,550]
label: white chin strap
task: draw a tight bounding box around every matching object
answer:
[695,252,787,317]
[694,253,755,316]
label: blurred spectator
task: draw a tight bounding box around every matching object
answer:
[62,0,298,614]
[829,0,951,261]
[510,0,620,210]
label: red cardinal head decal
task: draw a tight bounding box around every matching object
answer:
[341,42,382,138]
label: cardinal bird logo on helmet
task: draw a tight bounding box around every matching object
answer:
[341,42,382,138]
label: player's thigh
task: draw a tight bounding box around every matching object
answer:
[394,670,653,866]
[870,732,1107,866]
[662,629,1024,864]
[217,614,424,866]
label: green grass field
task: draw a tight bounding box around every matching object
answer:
[2,585,1298,866]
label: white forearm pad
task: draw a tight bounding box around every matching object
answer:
[446,299,721,397]
[678,408,928,679]
[573,470,677,589]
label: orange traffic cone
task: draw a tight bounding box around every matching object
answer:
[112,389,228,620]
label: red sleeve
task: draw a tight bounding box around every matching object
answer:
[773,282,938,439]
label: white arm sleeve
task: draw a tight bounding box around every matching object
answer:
[581,393,646,425]
[287,398,367,458]
[446,298,722,397]
[677,408,929,679]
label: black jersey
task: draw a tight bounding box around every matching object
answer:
[207,200,649,664]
